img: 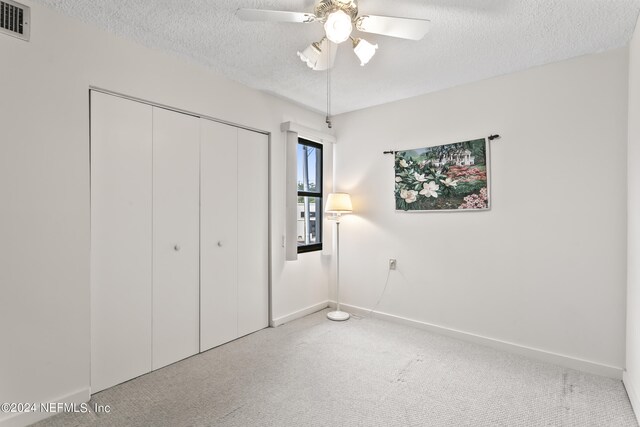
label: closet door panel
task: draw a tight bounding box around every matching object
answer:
[237,129,269,337]
[90,92,153,392]
[200,120,239,351]
[152,107,200,369]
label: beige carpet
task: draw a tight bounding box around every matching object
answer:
[34,310,637,426]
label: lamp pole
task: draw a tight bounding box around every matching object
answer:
[335,214,341,313]
[327,212,349,321]
[325,192,352,321]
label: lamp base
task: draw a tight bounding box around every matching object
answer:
[327,310,350,321]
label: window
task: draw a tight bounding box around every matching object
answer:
[297,138,323,253]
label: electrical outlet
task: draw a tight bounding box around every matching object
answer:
[389,259,397,270]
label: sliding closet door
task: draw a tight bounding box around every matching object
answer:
[90,92,152,392]
[200,120,239,351]
[152,107,200,369]
[237,129,269,336]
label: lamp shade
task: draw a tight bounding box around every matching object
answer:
[324,10,353,44]
[297,37,336,71]
[353,38,378,66]
[325,193,353,213]
[297,42,321,69]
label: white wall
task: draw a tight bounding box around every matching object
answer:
[625,13,640,421]
[0,2,329,425]
[332,48,629,376]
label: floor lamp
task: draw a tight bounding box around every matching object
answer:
[325,192,353,321]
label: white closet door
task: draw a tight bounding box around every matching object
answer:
[200,120,239,351]
[237,129,269,337]
[152,107,200,369]
[90,92,153,392]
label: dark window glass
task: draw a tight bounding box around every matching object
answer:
[297,139,323,253]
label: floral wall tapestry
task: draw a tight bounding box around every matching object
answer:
[395,138,490,212]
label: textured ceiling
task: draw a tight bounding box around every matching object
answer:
[35,0,640,114]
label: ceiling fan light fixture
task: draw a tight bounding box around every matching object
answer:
[297,42,322,69]
[353,38,378,66]
[324,10,353,44]
[297,38,336,71]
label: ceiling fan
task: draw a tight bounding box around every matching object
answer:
[237,0,431,70]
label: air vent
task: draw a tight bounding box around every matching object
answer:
[0,0,29,41]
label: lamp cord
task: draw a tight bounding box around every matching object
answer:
[352,267,392,320]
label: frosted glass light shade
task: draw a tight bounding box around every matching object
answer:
[297,42,321,69]
[324,10,353,44]
[325,193,353,213]
[297,38,336,71]
[353,38,378,66]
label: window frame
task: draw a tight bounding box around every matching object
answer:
[297,138,323,254]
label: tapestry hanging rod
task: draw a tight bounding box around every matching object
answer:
[382,134,501,155]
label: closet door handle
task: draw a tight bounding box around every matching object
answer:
[217,241,223,247]
[174,244,181,251]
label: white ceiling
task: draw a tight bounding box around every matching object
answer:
[35,0,640,114]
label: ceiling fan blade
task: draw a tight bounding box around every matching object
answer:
[356,15,431,40]
[236,9,316,23]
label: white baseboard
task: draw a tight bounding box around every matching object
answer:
[272,301,329,327]
[0,387,91,427]
[332,301,623,379]
[624,372,640,423]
